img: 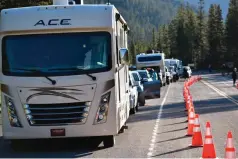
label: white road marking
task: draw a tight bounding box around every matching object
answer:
[147,85,171,158]
[202,80,238,105]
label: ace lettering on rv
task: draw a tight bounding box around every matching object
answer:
[34,19,71,26]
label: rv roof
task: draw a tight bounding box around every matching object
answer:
[0,4,129,32]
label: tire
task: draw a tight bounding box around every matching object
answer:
[166,80,170,85]
[130,106,136,114]
[156,93,161,98]
[139,99,145,106]
[138,93,145,106]
[140,94,145,106]
[103,135,115,148]
[135,99,139,111]
[141,98,145,106]
[130,97,136,114]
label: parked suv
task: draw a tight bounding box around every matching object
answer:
[136,70,161,99]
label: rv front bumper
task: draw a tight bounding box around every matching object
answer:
[3,120,118,140]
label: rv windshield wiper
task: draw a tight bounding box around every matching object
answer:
[49,67,97,81]
[10,68,56,85]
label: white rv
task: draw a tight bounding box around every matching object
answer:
[136,53,167,86]
[0,0,130,148]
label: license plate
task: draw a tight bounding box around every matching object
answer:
[51,129,65,137]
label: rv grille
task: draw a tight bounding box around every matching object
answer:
[24,102,90,126]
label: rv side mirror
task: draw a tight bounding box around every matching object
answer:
[119,48,129,64]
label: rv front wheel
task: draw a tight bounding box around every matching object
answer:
[103,135,115,148]
[135,99,139,111]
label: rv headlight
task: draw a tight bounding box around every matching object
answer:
[4,96,22,127]
[94,91,111,124]
[85,102,92,106]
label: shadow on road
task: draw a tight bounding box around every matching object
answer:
[0,137,105,158]
[156,135,189,143]
[129,93,238,123]
[152,146,197,157]
[157,127,187,135]
[161,121,187,126]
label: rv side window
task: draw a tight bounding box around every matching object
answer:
[137,56,161,62]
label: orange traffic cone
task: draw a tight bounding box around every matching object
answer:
[225,131,236,159]
[186,99,191,110]
[191,114,203,147]
[188,91,191,98]
[202,122,216,158]
[186,100,194,112]
[186,111,195,136]
[187,106,195,121]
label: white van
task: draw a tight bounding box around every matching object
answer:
[0,0,130,148]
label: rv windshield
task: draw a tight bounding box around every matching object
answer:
[137,56,161,62]
[2,32,111,76]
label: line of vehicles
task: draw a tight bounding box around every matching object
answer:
[0,0,192,149]
[127,52,192,114]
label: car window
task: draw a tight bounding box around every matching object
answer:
[138,71,147,78]
[132,73,140,81]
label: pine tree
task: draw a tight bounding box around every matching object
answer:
[156,26,163,51]
[129,40,136,64]
[197,0,208,68]
[161,25,170,56]
[152,28,156,49]
[168,19,178,58]
[225,0,238,66]
[207,4,216,65]
[184,4,198,64]
[215,5,225,66]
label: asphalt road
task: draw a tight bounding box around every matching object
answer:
[0,73,238,158]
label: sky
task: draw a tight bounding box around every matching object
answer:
[182,0,229,19]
